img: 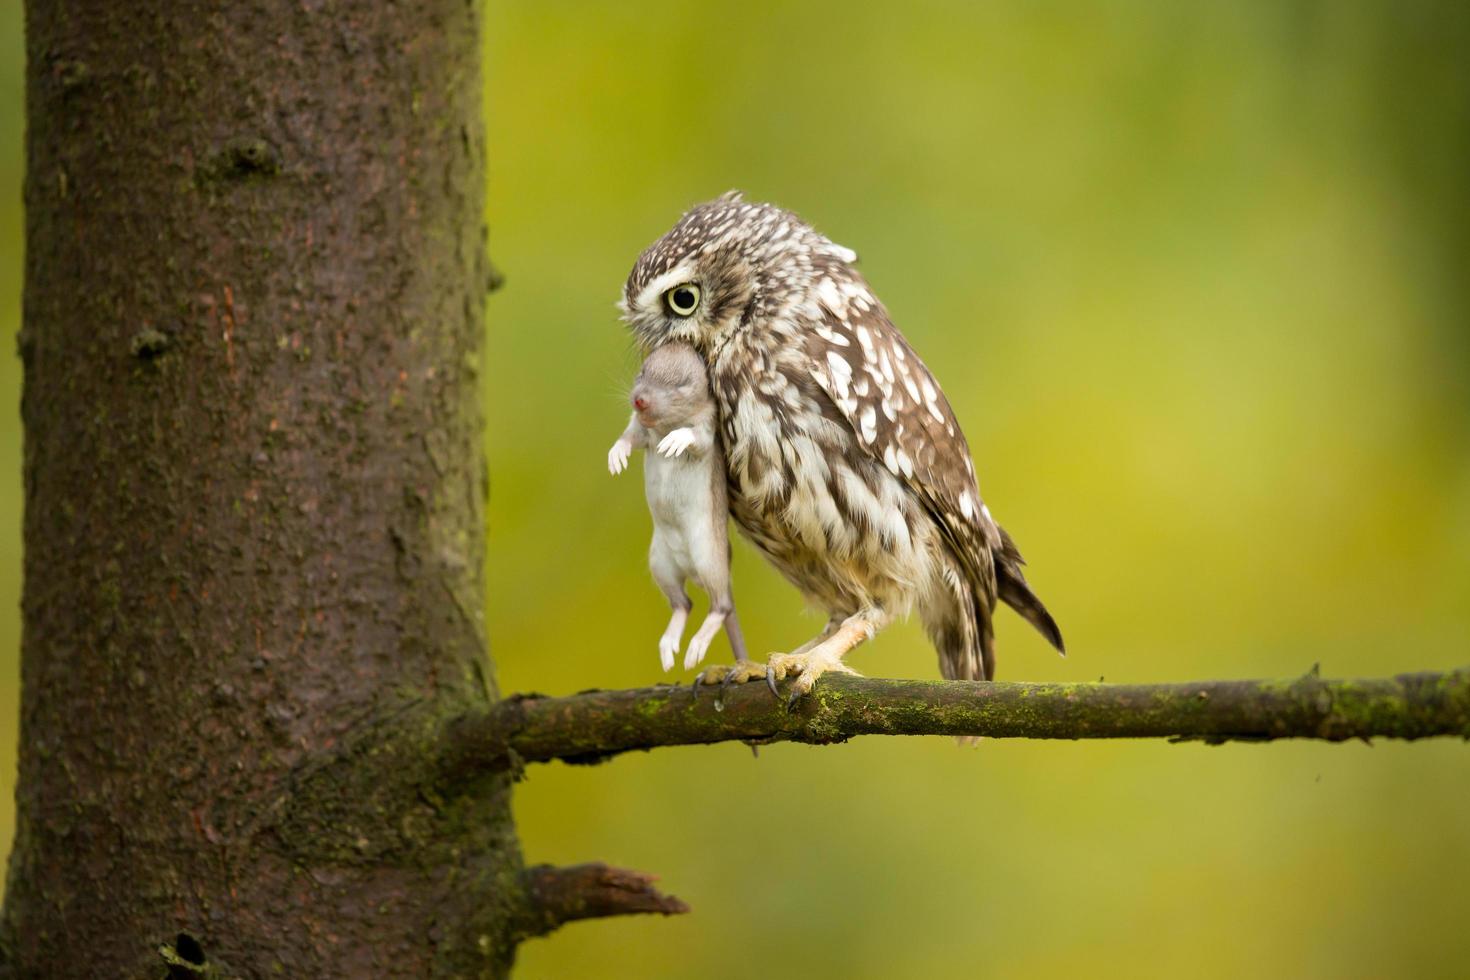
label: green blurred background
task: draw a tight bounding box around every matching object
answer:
[3,2,1470,977]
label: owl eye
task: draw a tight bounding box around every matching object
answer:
[664,284,701,317]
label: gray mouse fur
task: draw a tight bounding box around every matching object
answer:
[607,342,749,671]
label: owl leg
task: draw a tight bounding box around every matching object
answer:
[785,616,843,658]
[767,608,893,709]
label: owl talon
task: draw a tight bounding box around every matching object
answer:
[765,648,860,710]
[689,660,768,705]
[765,667,779,698]
[719,668,743,699]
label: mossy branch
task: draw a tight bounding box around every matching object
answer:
[442,667,1470,772]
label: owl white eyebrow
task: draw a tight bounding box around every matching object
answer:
[635,265,699,311]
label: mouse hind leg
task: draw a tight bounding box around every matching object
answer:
[682,594,733,671]
[683,549,744,669]
[650,547,690,672]
[722,605,749,662]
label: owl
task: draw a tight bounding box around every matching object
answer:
[620,193,1063,703]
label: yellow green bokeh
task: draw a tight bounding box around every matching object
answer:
[3,3,1469,977]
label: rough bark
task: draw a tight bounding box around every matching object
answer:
[4,1,524,975]
[442,668,1470,771]
[516,864,688,939]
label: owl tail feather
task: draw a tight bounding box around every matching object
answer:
[998,570,1065,654]
[995,525,1065,655]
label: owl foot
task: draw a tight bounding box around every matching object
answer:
[765,650,860,711]
[764,610,887,708]
[691,659,769,705]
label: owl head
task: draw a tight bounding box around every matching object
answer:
[620,192,858,355]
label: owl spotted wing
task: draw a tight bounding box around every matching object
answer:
[802,269,1064,661]
[803,276,1000,597]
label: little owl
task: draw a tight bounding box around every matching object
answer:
[620,193,1064,704]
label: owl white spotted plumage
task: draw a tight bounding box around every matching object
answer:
[620,193,1064,704]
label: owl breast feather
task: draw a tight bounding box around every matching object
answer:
[710,336,941,618]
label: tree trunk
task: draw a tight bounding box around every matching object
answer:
[4,1,523,975]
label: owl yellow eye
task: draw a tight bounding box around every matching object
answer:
[664,284,701,317]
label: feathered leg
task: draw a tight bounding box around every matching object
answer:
[766,607,893,709]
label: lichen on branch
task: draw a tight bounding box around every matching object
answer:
[441,667,1470,773]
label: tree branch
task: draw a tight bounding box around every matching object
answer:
[442,667,1470,773]
[517,863,689,939]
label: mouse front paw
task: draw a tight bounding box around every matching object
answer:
[656,428,697,458]
[607,439,633,474]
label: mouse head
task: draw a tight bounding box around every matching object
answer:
[630,342,711,429]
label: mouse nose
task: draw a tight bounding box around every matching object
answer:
[633,396,648,411]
